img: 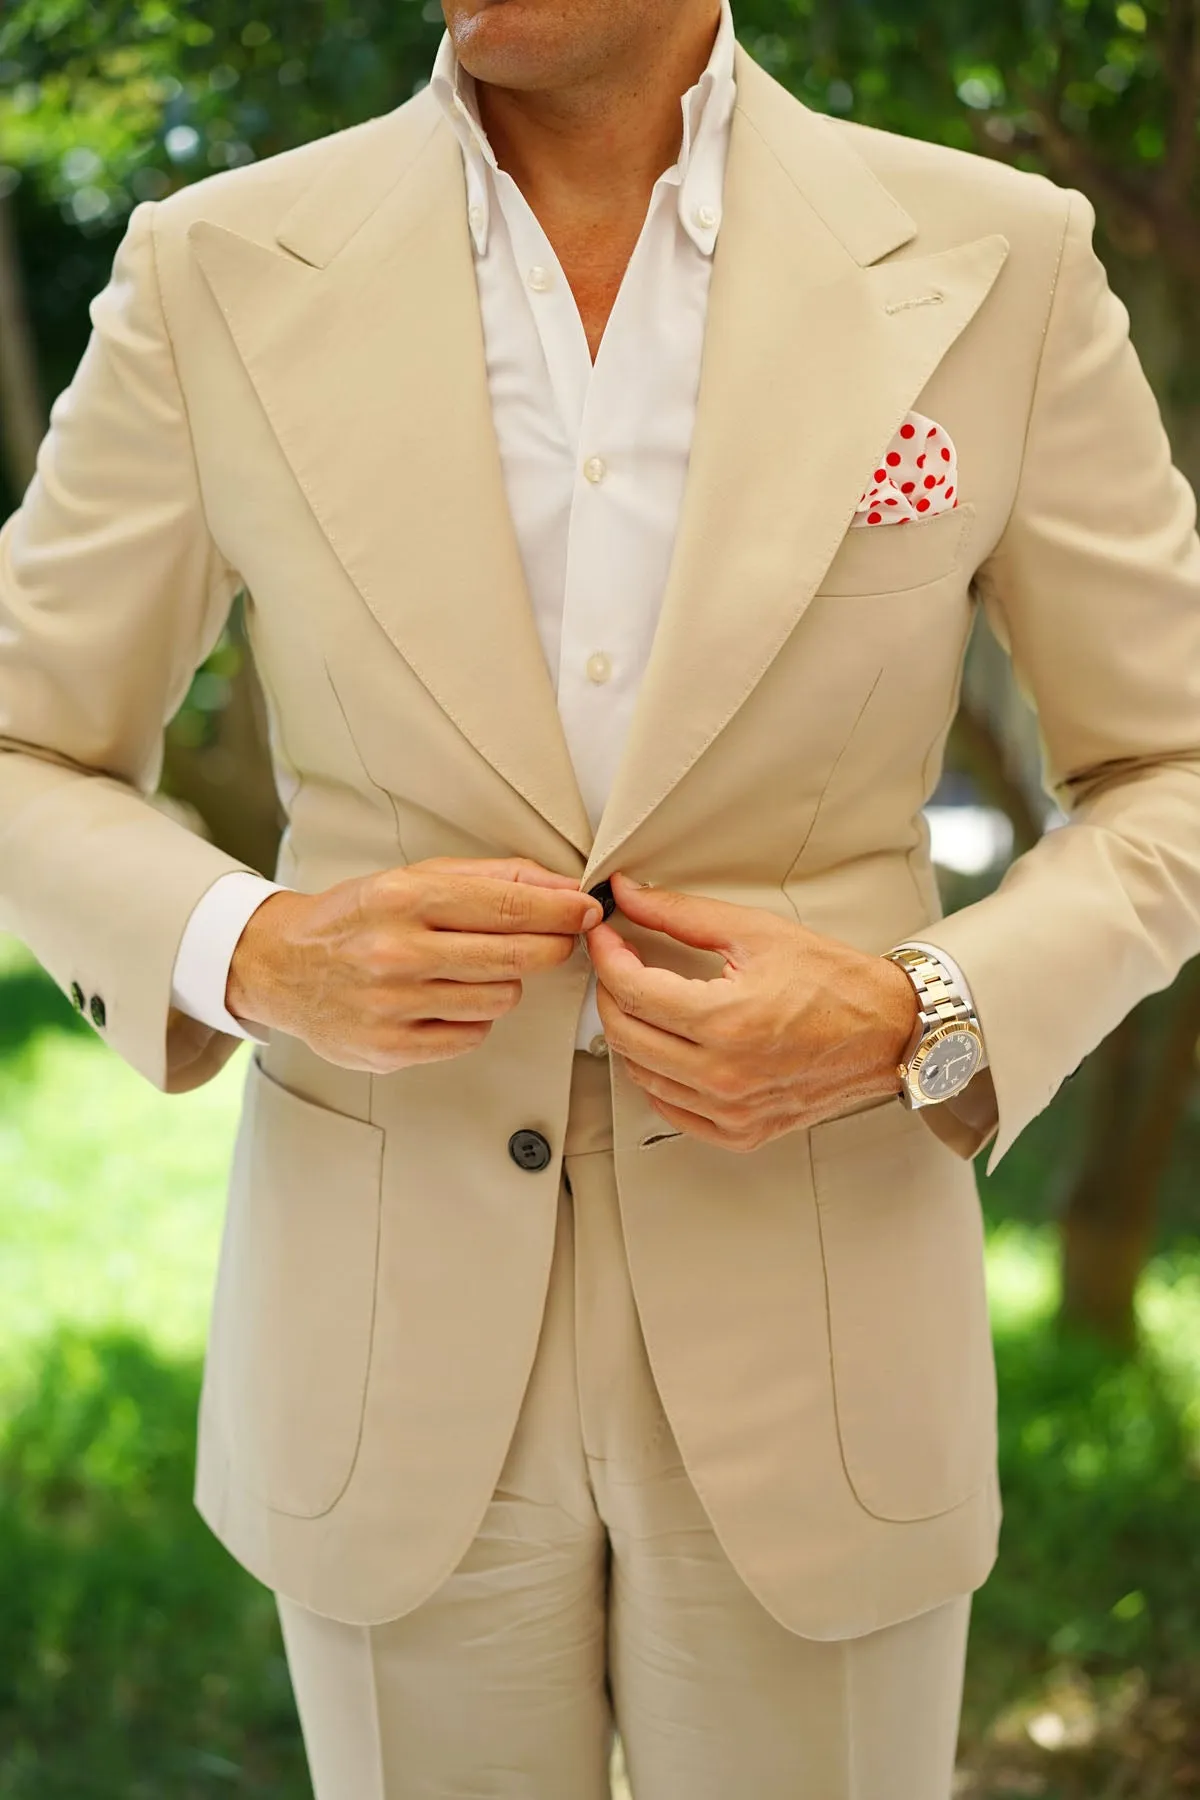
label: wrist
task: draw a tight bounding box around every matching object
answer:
[225,889,306,1029]
[876,954,921,1085]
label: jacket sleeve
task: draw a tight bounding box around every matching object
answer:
[918,185,1200,1174]
[0,199,262,1092]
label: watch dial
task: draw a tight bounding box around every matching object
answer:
[917,1031,982,1101]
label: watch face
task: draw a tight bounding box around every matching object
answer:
[916,1029,983,1102]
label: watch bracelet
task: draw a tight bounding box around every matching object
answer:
[886,946,986,1064]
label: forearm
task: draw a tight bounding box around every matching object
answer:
[919,760,1200,1173]
[0,746,258,1090]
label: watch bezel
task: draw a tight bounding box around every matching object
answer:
[903,1020,985,1104]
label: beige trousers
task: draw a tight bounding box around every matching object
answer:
[276,1050,972,1799]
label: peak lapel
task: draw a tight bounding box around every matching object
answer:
[585,49,1010,881]
[187,97,594,860]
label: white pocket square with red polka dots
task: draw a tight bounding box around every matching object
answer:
[853,410,958,526]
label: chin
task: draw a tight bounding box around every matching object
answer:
[451,2,590,90]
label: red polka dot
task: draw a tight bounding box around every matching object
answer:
[945,487,954,499]
[899,516,911,524]
[924,474,937,488]
[916,498,930,511]
[901,481,915,494]
[874,468,887,482]
[900,423,915,439]
[916,454,926,468]
[941,447,951,461]
[867,511,882,524]
[885,497,897,505]
[886,452,901,467]
[927,427,937,437]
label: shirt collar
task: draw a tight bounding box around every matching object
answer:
[428,0,736,258]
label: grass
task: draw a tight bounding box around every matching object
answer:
[2,934,1200,1797]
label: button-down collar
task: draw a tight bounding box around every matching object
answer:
[428,0,736,259]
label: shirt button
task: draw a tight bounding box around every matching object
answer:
[587,879,616,920]
[527,264,552,291]
[586,652,612,684]
[693,203,719,229]
[588,1034,609,1058]
[583,456,607,485]
[468,204,484,231]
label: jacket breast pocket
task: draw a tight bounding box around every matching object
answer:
[815,502,975,597]
[205,1054,385,1519]
[808,1095,997,1521]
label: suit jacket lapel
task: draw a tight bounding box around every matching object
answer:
[187,93,595,860]
[187,55,1009,879]
[584,45,1010,879]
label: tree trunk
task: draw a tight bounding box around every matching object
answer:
[1059,963,1200,1347]
[0,187,46,494]
[1059,1010,1152,1349]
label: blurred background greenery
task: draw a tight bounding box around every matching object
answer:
[1,0,1199,1794]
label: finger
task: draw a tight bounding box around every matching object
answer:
[415,978,524,1020]
[621,1059,729,1119]
[588,923,731,1037]
[643,1092,766,1154]
[412,872,602,934]
[607,870,757,959]
[595,983,712,1080]
[424,930,581,981]
[641,1092,735,1148]
[437,857,587,893]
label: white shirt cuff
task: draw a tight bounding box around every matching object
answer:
[888,939,988,1065]
[171,871,290,1045]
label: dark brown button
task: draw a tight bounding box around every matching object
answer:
[587,880,616,921]
[508,1129,551,1172]
[89,994,107,1029]
[70,983,85,1014]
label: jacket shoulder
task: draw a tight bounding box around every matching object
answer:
[152,86,436,243]
[824,113,1073,251]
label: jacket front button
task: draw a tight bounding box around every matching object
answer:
[586,879,616,921]
[508,1129,552,1172]
[70,983,85,1014]
[89,995,107,1029]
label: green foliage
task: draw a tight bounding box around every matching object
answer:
[0,1331,306,1799]
[733,0,1189,175]
[0,0,442,230]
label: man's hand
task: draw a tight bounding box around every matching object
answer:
[584,869,919,1152]
[226,857,602,1072]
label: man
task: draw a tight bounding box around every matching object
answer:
[2,0,1199,1792]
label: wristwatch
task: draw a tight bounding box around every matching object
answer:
[885,946,987,1110]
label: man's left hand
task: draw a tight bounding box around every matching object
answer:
[584,870,920,1153]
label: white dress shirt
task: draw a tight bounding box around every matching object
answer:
[170,1,981,1063]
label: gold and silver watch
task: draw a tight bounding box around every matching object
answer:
[885,946,987,1110]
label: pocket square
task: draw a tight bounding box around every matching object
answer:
[853,411,959,527]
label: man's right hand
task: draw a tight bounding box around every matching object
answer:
[225,856,604,1072]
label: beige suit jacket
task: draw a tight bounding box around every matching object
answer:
[3,46,1199,1638]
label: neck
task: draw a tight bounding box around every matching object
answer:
[472,4,722,226]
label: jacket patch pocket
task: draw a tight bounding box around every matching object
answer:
[809,1097,996,1522]
[815,501,975,596]
[207,1055,385,1519]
